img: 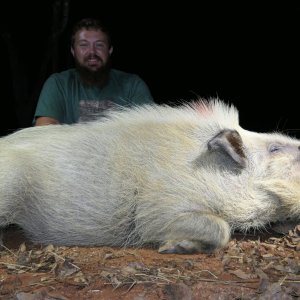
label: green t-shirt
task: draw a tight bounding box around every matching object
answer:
[34,68,154,124]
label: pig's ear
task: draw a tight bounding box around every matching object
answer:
[208,129,247,168]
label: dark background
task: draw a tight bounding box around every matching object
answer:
[0,1,299,137]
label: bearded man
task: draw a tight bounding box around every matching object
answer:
[34,18,154,125]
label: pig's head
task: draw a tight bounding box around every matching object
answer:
[207,127,300,222]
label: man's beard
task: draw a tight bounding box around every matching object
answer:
[74,57,111,87]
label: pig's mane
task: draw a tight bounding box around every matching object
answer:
[87,97,240,130]
[186,98,240,126]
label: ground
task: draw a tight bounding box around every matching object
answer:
[0,225,300,300]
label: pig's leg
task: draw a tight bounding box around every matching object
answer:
[0,157,23,229]
[158,213,230,254]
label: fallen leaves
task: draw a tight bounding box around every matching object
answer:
[0,224,299,299]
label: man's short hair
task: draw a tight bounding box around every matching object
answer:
[70,17,112,48]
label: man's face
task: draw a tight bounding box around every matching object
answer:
[71,29,113,72]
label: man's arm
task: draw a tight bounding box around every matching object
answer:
[33,74,66,126]
[130,75,154,105]
[35,116,59,126]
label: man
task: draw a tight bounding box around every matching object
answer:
[34,18,154,125]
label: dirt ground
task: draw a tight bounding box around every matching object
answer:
[0,224,300,300]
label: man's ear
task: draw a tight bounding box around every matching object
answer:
[109,46,113,55]
[70,46,75,57]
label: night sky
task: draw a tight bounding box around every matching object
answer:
[1,1,299,137]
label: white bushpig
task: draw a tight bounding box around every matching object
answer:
[0,99,300,254]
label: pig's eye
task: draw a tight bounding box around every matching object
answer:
[269,144,282,153]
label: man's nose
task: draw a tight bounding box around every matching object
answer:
[87,44,96,54]
[90,47,95,54]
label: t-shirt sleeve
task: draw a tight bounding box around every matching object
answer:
[33,75,65,123]
[128,75,155,105]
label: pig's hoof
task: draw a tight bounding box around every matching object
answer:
[158,239,216,254]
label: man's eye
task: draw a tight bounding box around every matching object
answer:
[95,43,105,48]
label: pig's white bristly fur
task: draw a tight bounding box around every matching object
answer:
[0,98,300,253]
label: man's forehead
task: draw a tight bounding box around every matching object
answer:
[76,29,108,41]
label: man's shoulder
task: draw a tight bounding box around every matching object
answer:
[110,69,140,81]
[48,68,77,81]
